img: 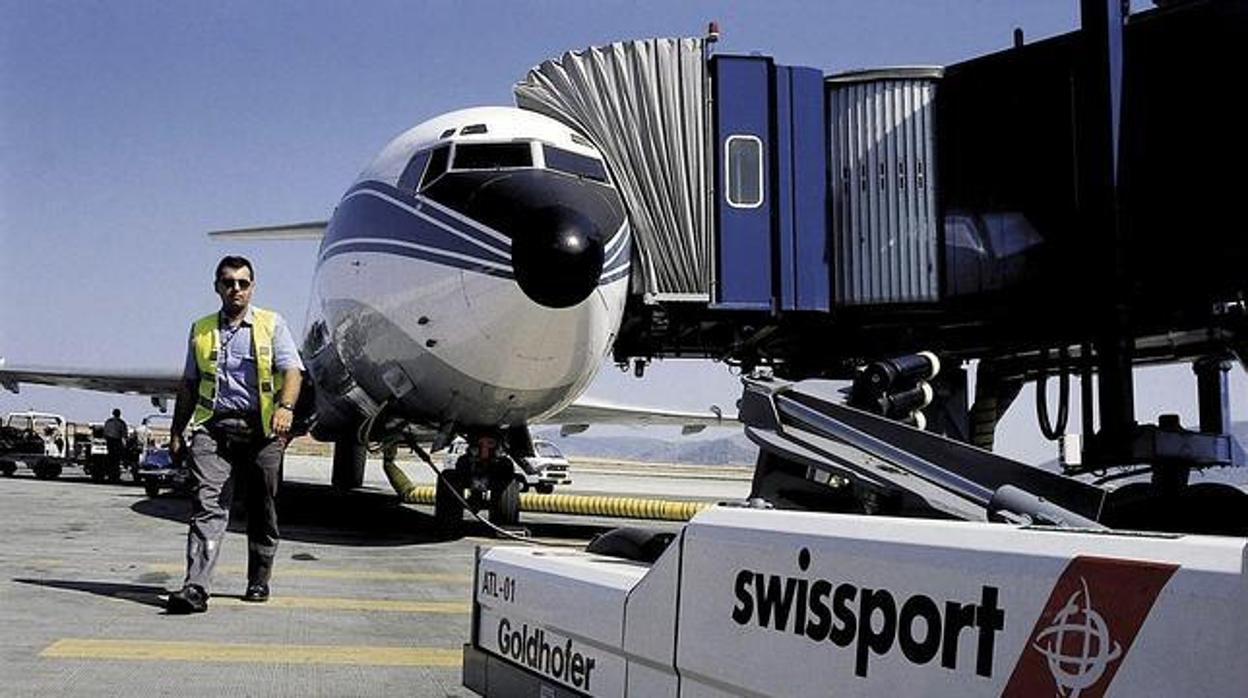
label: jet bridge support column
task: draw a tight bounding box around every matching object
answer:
[1194,355,1232,436]
[1080,0,1135,466]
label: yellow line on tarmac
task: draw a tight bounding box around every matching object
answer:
[41,639,462,667]
[146,563,470,583]
[210,595,469,613]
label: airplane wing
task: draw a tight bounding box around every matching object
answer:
[548,396,737,436]
[0,361,737,435]
[208,221,327,241]
[0,362,182,399]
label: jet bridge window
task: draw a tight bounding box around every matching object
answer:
[544,145,609,182]
[725,135,764,208]
[452,142,533,170]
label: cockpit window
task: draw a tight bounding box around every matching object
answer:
[398,150,431,191]
[421,145,451,189]
[544,146,609,183]
[452,142,532,170]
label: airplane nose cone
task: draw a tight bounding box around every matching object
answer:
[511,205,605,308]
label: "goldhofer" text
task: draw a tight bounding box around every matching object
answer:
[497,617,597,690]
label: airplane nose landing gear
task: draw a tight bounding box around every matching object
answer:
[510,205,605,308]
[435,428,531,530]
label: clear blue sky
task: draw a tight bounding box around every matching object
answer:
[1,0,1239,464]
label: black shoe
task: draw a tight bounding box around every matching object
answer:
[242,583,269,603]
[167,585,208,614]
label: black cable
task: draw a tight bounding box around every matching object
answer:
[1036,347,1070,441]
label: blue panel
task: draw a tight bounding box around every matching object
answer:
[775,66,797,311]
[789,66,830,311]
[712,56,773,310]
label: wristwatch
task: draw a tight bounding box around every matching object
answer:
[277,402,295,411]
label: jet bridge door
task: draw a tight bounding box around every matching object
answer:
[775,65,830,312]
[712,55,774,310]
[711,56,830,312]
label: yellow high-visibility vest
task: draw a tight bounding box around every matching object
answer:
[190,306,284,436]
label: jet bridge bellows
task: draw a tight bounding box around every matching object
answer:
[516,38,712,301]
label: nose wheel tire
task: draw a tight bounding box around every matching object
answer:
[489,478,521,527]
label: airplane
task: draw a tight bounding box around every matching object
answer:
[0,105,734,527]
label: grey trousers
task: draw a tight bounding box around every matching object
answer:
[184,427,284,593]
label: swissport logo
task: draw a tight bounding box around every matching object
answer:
[1002,556,1178,697]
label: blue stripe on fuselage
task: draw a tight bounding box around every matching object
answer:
[599,266,631,285]
[335,180,511,258]
[322,240,515,279]
[322,183,512,273]
[325,179,630,284]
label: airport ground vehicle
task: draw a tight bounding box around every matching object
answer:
[73,422,115,482]
[134,414,187,497]
[0,411,69,479]
[136,446,186,497]
[519,439,572,494]
[0,415,50,477]
[0,412,141,481]
[465,505,1248,697]
[464,374,1248,696]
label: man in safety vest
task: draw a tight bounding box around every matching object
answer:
[166,255,304,614]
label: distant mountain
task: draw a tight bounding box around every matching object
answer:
[532,428,757,466]
[534,421,1248,470]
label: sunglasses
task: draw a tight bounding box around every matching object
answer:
[217,278,253,290]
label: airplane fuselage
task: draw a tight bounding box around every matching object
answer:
[303,107,630,437]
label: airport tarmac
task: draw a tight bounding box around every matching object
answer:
[0,455,750,697]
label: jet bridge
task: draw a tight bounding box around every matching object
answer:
[517,0,1248,512]
[516,1,1248,367]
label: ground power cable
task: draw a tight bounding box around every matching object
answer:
[380,439,716,547]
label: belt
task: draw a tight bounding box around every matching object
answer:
[206,412,262,440]
[210,410,257,422]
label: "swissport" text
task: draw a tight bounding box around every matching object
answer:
[730,548,1005,678]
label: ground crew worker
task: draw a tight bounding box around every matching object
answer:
[166,255,304,614]
[102,408,128,479]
